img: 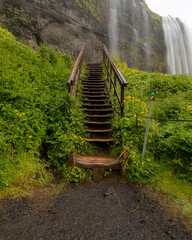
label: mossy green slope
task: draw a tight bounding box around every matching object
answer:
[0,27,74,196]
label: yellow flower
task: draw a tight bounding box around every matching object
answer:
[142,162,144,165]
[148,159,151,162]
[29,135,32,138]
[23,113,25,115]
[19,114,22,117]
[130,141,133,143]
[15,109,17,112]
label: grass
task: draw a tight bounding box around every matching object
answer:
[0,150,53,199]
[143,163,192,230]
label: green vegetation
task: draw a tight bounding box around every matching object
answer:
[0,27,91,197]
[75,0,102,22]
[109,60,192,228]
[112,61,192,183]
[0,27,192,229]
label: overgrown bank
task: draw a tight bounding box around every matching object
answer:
[0,27,91,198]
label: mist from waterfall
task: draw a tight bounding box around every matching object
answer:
[109,0,118,56]
[162,16,192,75]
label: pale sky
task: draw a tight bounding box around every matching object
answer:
[145,0,192,29]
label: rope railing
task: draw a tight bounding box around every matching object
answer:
[0,102,66,126]
[123,113,192,122]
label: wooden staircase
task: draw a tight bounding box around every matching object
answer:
[67,45,128,182]
[73,63,121,181]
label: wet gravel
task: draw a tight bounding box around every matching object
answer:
[0,180,191,240]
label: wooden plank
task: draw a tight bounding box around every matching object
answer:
[82,121,112,125]
[82,104,112,107]
[81,99,110,102]
[85,129,113,133]
[84,114,113,118]
[84,138,121,142]
[74,155,121,169]
[84,109,113,112]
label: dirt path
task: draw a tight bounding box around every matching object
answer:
[0,179,191,240]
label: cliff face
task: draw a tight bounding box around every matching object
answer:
[0,0,166,72]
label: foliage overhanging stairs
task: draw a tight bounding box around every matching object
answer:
[67,45,128,181]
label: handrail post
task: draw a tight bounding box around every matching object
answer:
[114,73,117,104]
[121,85,125,117]
[110,65,112,90]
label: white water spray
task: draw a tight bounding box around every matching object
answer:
[162,16,192,75]
[109,0,118,56]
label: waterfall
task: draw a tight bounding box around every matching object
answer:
[162,16,192,75]
[140,2,151,68]
[109,0,118,56]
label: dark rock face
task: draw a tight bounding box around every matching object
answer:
[0,0,166,72]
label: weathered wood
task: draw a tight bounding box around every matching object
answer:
[84,109,113,112]
[85,129,113,133]
[81,99,110,102]
[67,45,84,96]
[84,138,121,142]
[82,121,112,125]
[93,169,101,182]
[82,104,112,107]
[84,114,113,118]
[74,155,121,169]
[103,44,128,116]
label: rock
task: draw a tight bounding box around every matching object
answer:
[0,0,166,72]
[104,187,117,197]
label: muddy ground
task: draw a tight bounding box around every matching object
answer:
[0,178,191,240]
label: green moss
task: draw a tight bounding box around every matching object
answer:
[75,0,102,22]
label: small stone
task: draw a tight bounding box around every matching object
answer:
[104,187,117,197]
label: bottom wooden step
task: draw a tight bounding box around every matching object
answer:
[74,155,121,169]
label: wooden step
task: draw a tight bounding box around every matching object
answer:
[74,155,120,169]
[84,109,113,112]
[84,114,113,118]
[81,81,105,84]
[82,82,105,85]
[85,129,113,133]
[81,99,110,103]
[84,138,121,142]
[83,89,106,92]
[82,91,107,95]
[83,85,105,88]
[82,121,112,125]
[82,104,112,107]
[82,95,109,98]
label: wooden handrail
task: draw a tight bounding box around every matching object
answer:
[67,45,85,97]
[103,44,128,117]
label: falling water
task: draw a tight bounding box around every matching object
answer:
[162,16,192,75]
[140,2,151,67]
[109,0,118,56]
